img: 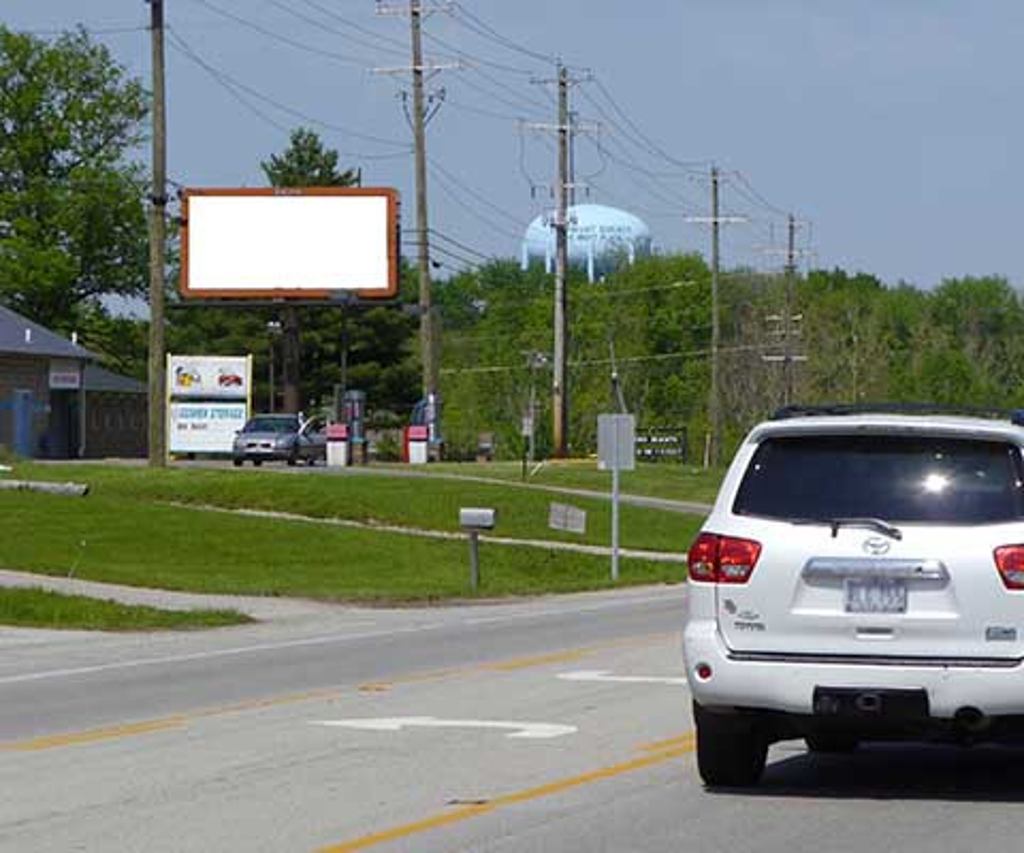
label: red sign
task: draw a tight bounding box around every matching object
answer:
[408,425,429,441]
[326,423,349,440]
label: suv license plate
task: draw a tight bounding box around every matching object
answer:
[844,578,907,614]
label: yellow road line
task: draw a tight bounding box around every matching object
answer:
[637,733,697,753]
[317,735,696,853]
[487,649,588,672]
[0,717,186,752]
[0,632,677,753]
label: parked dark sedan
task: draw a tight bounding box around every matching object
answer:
[231,414,326,467]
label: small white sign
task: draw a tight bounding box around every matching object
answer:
[169,355,250,400]
[169,401,248,454]
[598,413,636,472]
[548,502,587,534]
[49,360,81,390]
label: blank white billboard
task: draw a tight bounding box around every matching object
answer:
[181,188,399,299]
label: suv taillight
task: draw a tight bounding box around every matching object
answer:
[994,545,1024,589]
[687,532,762,584]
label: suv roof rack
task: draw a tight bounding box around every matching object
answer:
[772,402,1024,427]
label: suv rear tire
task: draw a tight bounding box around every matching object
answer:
[694,702,767,787]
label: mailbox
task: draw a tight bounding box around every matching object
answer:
[459,507,497,530]
[459,507,496,590]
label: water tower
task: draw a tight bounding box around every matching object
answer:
[521,204,652,282]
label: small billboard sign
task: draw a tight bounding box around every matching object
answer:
[169,355,250,400]
[168,401,248,454]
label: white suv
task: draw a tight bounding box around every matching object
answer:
[683,407,1024,786]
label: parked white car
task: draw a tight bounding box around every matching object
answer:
[683,406,1024,786]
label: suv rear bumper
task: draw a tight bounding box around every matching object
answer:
[683,622,1024,719]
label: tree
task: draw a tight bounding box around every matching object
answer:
[261,128,358,189]
[261,128,357,413]
[0,26,149,331]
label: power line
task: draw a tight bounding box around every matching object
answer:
[441,343,766,375]
[421,29,537,77]
[445,97,524,123]
[186,0,376,67]
[429,228,497,261]
[166,28,293,133]
[269,0,410,56]
[431,160,527,226]
[471,64,552,111]
[428,165,524,242]
[18,24,149,36]
[401,238,484,271]
[591,134,703,211]
[166,27,412,153]
[448,3,559,65]
[726,170,790,219]
[590,77,711,173]
[454,73,548,119]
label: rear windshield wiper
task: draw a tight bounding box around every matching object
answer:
[792,517,903,541]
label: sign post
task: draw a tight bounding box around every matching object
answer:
[597,413,635,582]
[520,414,533,482]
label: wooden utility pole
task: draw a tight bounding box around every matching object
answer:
[375,1,459,453]
[410,0,437,403]
[708,166,721,467]
[523,68,595,458]
[761,213,808,406]
[552,63,570,458]
[147,0,167,467]
[783,212,797,405]
[686,169,748,466]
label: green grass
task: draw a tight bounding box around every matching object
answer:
[395,460,726,505]
[0,490,690,602]
[0,587,250,631]
[16,462,701,554]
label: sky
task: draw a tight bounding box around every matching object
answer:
[6,0,1024,289]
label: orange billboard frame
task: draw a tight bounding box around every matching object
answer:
[179,187,400,301]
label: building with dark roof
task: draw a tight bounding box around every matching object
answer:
[0,304,147,458]
[82,364,148,458]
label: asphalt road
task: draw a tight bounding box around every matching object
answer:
[3,585,1023,853]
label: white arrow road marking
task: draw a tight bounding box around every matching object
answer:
[310,717,577,740]
[558,670,689,685]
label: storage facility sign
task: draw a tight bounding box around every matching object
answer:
[169,355,250,400]
[169,402,248,454]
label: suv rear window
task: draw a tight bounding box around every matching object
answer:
[734,434,1024,524]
